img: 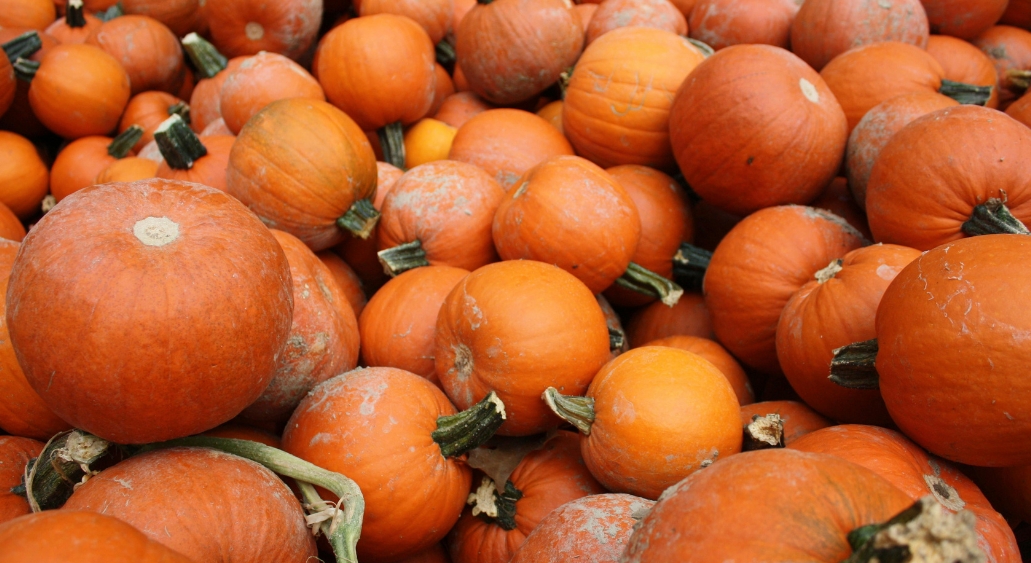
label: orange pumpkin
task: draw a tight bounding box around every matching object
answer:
[926,34,1001,109]
[434,91,494,128]
[154,116,234,192]
[118,91,188,152]
[95,157,159,184]
[315,250,367,317]
[585,0,687,45]
[0,0,56,31]
[219,51,325,134]
[923,0,1008,40]
[206,0,322,59]
[403,118,458,169]
[1001,0,1031,29]
[359,0,453,44]
[973,25,1031,108]
[0,436,43,524]
[85,15,186,95]
[739,400,833,444]
[334,161,404,292]
[44,0,103,44]
[49,127,142,202]
[182,33,247,133]
[809,176,872,239]
[0,29,57,138]
[0,204,24,242]
[120,0,206,37]
[0,131,49,218]
[689,0,800,51]
[645,335,753,405]
[625,291,713,347]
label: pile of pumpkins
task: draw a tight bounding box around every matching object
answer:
[0,0,1029,561]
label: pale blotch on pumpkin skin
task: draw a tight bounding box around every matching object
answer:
[133,216,179,247]
[799,78,820,103]
[245,22,265,41]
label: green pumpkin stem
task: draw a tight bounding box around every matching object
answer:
[542,387,595,436]
[742,414,785,451]
[23,430,114,512]
[98,2,123,21]
[336,198,381,239]
[65,0,86,27]
[829,339,880,390]
[435,40,455,69]
[168,101,191,125]
[687,38,715,57]
[378,121,406,170]
[12,58,39,82]
[182,32,228,79]
[841,496,983,563]
[1006,69,1031,93]
[107,125,144,158]
[962,196,1031,236]
[608,327,625,352]
[671,242,712,292]
[614,262,684,307]
[433,391,507,459]
[154,114,207,170]
[377,239,429,277]
[2,31,42,63]
[939,79,993,106]
[476,0,495,4]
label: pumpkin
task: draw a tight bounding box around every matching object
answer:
[1001,0,1031,29]
[154,116,235,192]
[429,63,456,117]
[624,292,713,347]
[0,0,55,31]
[739,400,833,444]
[790,0,929,71]
[644,335,753,405]
[0,436,42,524]
[334,161,404,292]
[965,465,1031,525]
[94,157,159,184]
[973,25,1031,108]
[85,15,186,95]
[0,52,12,119]
[509,494,655,563]
[434,91,494,128]
[201,422,282,449]
[359,0,453,44]
[239,230,360,425]
[377,160,505,276]
[574,3,598,33]
[182,33,247,133]
[689,0,800,51]
[315,250,367,317]
[809,177,873,240]
[26,43,130,139]
[0,204,24,242]
[0,131,49,219]
[44,0,102,45]
[120,0,205,37]
[563,26,706,169]
[199,118,234,137]
[790,425,1021,562]
[670,45,848,215]
[585,0,687,45]
[448,108,574,189]
[455,0,583,105]
[435,260,610,436]
[0,30,58,138]
[205,0,321,61]
[282,367,505,562]
[1006,90,1031,127]
[545,346,743,499]
[49,127,143,202]
[922,0,1008,40]
[7,179,294,444]
[0,511,196,563]
[403,118,459,169]
[118,91,188,152]
[447,431,607,563]
[926,34,1001,109]
[64,447,317,562]
[704,206,865,375]
[219,51,325,135]
[845,92,958,211]
[226,98,378,250]
[597,294,630,357]
[865,105,1031,250]
[535,100,563,132]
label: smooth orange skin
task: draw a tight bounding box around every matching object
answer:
[790,425,1020,562]
[95,157,158,184]
[704,206,866,375]
[585,0,686,45]
[49,136,124,202]
[810,177,872,240]
[316,250,367,317]
[220,51,325,134]
[926,34,1001,108]
[845,92,958,211]
[866,106,1031,250]
[923,0,1008,40]
[689,0,799,51]
[227,98,377,251]
[0,131,49,219]
[776,244,921,425]
[493,156,641,294]
[625,292,713,347]
[45,11,103,45]
[7,179,294,444]
[189,57,246,133]
[29,43,130,139]
[564,27,705,170]
[435,260,610,436]
[0,511,196,563]
[434,91,494,128]
[201,422,281,448]
[404,118,459,169]
[0,436,42,524]
[283,367,473,562]
[966,465,1031,525]
[447,431,606,563]
[0,203,24,242]
[428,63,455,117]
[876,235,1031,467]
[360,0,453,44]
[740,400,833,444]
[206,0,320,61]
[156,134,235,192]
[64,448,316,563]
[603,164,692,307]
[448,108,573,189]
[119,91,186,152]
[240,230,360,425]
[1008,95,1031,132]
[791,0,928,71]
[580,347,742,499]
[318,13,436,131]
[85,15,186,95]
[622,449,914,562]
[535,100,563,132]
[0,0,55,30]
[510,494,654,563]
[574,3,597,33]
[973,25,1031,108]
[120,0,206,37]
[671,44,848,215]
[456,0,583,105]
[645,335,753,405]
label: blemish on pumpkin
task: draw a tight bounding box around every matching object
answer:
[799,78,820,103]
[245,22,265,41]
[923,473,965,511]
[133,217,179,247]
[746,156,754,165]
[451,343,474,382]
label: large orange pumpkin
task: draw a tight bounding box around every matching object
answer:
[0,0,55,31]
[219,51,325,135]
[0,131,49,219]
[688,0,799,51]
[922,0,1008,40]
[926,34,1001,109]
[205,0,322,61]
[85,15,186,95]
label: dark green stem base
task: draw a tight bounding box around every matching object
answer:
[433,391,506,459]
[182,32,228,79]
[336,198,381,240]
[377,239,429,277]
[3,31,42,63]
[435,40,455,70]
[613,262,684,307]
[829,339,880,390]
[378,122,406,170]
[12,58,39,82]
[542,387,595,436]
[672,242,712,292]
[940,79,993,106]
[168,101,191,125]
[108,125,143,158]
[962,197,1031,236]
[154,114,207,170]
[842,496,983,563]
[66,0,86,27]
[608,327,625,352]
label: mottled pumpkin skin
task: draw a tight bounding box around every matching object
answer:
[85,15,187,95]
[64,448,317,563]
[973,25,1031,108]
[875,234,1031,467]
[0,436,42,525]
[7,179,294,444]
[922,0,1008,40]
[219,52,325,135]
[585,0,687,45]
[205,0,322,61]
[689,0,799,51]
[739,400,833,445]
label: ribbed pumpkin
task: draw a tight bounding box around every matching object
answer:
[219,51,325,135]
[85,15,186,95]
[0,436,42,524]
[585,0,687,45]
[359,0,453,44]
[739,400,833,445]
[49,128,143,202]
[0,131,49,218]
[922,0,1008,40]
[7,179,294,444]
[644,335,753,405]
[973,25,1031,107]
[926,34,1001,109]
[625,292,713,347]
[205,0,322,61]
[670,44,848,215]
[563,27,705,169]
[689,0,800,51]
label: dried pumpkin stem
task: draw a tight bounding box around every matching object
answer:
[107,125,144,158]
[2,31,42,62]
[66,0,86,27]
[842,496,984,563]
[168,101,191,125]
[154,114,207,170]
[829,339,879,390]
[608,327,625,352]
[377,122,406,170]
[1006,69,1031,92]
[614,262,684,307]
[337,198,381,239]
[377,239,429,277]
[671,242,711,292]
[962,197,1031,236]
[939,80,993,106]
[742,414,785,451]
[12,58,39,82]
[435,40,455,69]
[97,2,122,21]
[433,391,507,459]
[558,65,574,99]
[24,430,115,512]
[542,387,595,436]
[467,477,522,530]
[182,32,228,79]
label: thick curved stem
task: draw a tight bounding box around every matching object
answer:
[433,391,506,458]
[940,80,993,106]
[962,197,1031,236]
[107,125,144,158]
[378,122,406,170]
[614,262,684,307]
[672,242,711,292]
[842,496,983,563]
[829,339,880,390]
[12,58,39,82]
[154,114,206,170]
[2,31,42,63]
[542,387,595,436]
[337,198,381,239]
[182,32,228,79]
[377,239,429,277]
[66,0,86,27]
